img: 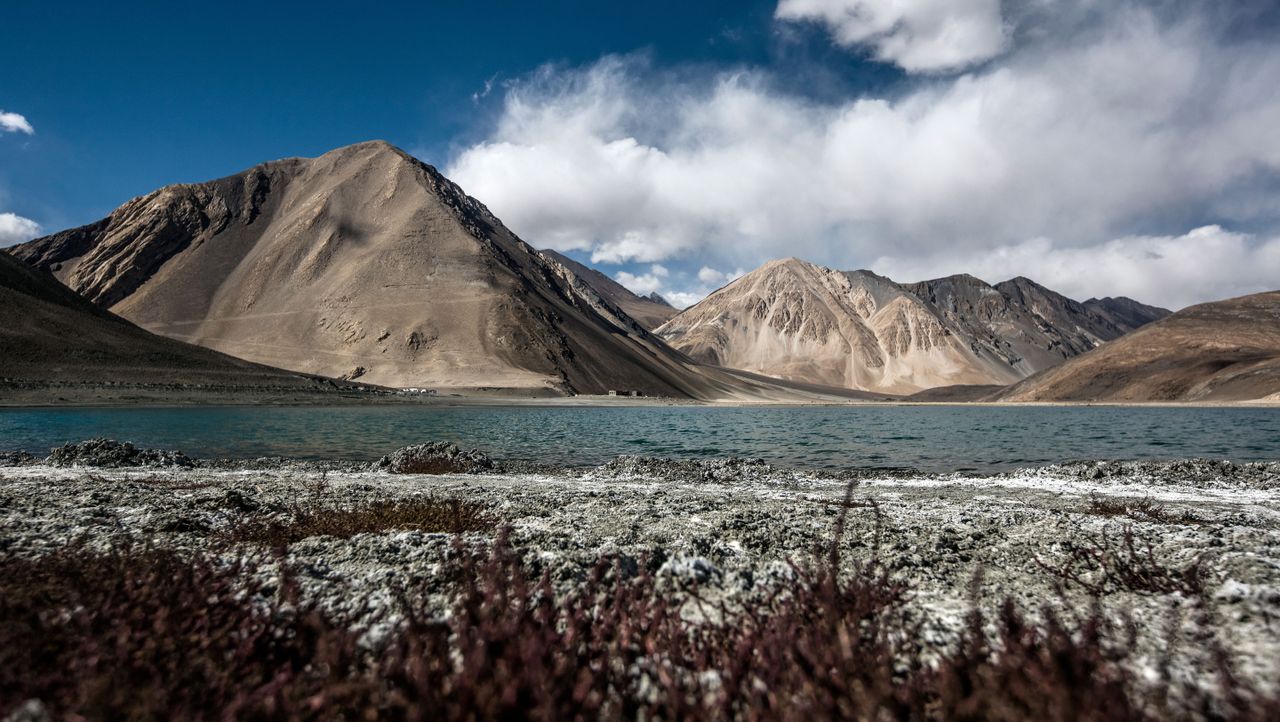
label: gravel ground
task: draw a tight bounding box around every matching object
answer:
[1,445,1278,694]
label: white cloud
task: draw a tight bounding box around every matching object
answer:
[0,111,34,135]
[662,291,710,309]
[696,265,746,287]
[775,0,1008,72]
[698,266,727,284]
[447,4,1280,309]
[612,264,747,309]
[0,212,42,246]
[614,264,670,295]
[873,226,1280,310]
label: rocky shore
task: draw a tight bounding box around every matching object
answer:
[2,440,1278,718]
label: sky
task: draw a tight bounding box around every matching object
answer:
[3,0,1280,310]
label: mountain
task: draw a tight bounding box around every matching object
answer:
[657,259,1166,394]
[12,141,873,402]
[0,250,346,392]
[997,291,1280,402]
[655,259,1015,393]
[12,141,734,397]
[538,249,677,330]
[907,274,1162,373]
[645,291,674,308]
[1082,296,1171,330]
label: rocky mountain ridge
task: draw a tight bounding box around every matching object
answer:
[656,258,1169,393]
[537,249,678,330]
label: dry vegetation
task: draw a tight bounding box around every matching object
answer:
[2,519,1276,721]
[1084,494,1206,525]
[1039,525,1207,596]
[223,497,494,546]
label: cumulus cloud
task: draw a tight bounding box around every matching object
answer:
[697,266,745,286]
[0,212,42,246]
[0,110,34,135]
[873,226,1280,311]
[614,264,669,295]
[447,3,1280,309]
[662,291,709,309]
[775,0,1008,72]
[610,264,747,308]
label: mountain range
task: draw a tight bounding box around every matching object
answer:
[652,258,1168,394]
[7,141,868,402]
[5,139,1276,403]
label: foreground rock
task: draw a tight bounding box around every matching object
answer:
[45,438,193,469]
[376,442,494,474]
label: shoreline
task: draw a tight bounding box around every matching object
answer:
[2,390,1278,410]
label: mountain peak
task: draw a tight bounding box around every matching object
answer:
[999,275,1039,287]
[760,257,817,271]
[9,143,713,396]
[922,272,992,288]
[645,291,673,308]
[324,138,405,157]
[311,139,432,174]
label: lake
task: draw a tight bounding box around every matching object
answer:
[1,405,1277,473]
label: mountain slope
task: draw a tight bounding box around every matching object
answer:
[12,141,731,397]
[658,260,1166,394]
[538,249,677,330]
[997,291,1280,402]
[0,250,343,390]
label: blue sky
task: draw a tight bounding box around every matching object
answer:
[3,1,1280,309]
[2,1,891,228]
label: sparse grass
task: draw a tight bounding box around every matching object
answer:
[0,543,353,720]
[223,496,495,545]
[3,529,1275,720]
[1040,525,1206,596]
[1083,494,1206,525]
[1,496,1273,720]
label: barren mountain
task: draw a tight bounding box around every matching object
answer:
[907,274,1163,374]
[13,142,874,401]
[0,250,343,391]
[539,249,677,330]
[998,291,1280,402]
[658,259,1165,394]
[1081,296,1171,330]
[12,141,733,396]
[656,259,1016,393]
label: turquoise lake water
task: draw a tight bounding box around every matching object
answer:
[1,405,1276,473]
